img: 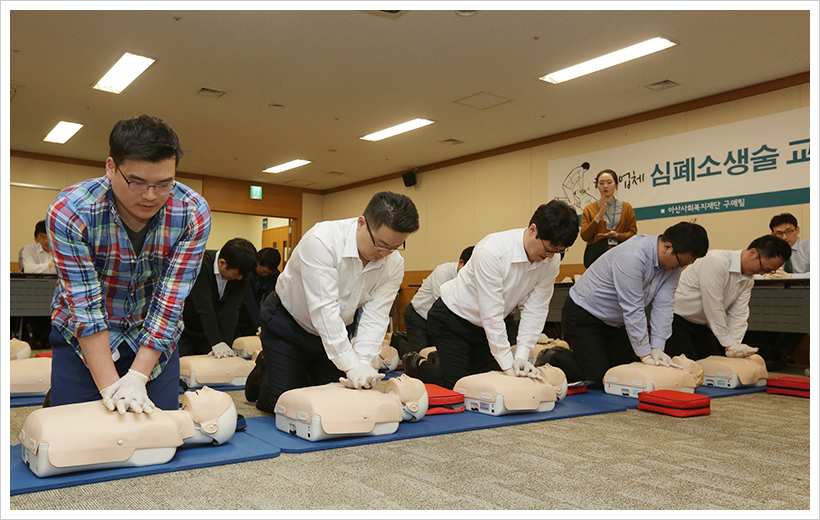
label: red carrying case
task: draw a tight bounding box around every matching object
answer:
[637,389,711,417]
[424,383,465,414]
[766,376,810,398]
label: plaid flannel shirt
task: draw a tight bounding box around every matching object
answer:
[46,176,211,380]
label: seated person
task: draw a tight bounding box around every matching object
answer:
[402,246,473,355]
[235,248,282,338]
[178,238,257,358]
[19,220,56,274]
[603,354,703,397]
[19,386,237,477]
[666,235,790,361]
[555,222,709,389]
[274,374,428,441]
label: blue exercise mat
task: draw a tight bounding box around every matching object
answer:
[243,389,630,453]
[10,396,46,408]
[9,424,281,496]
[695,384,767,398]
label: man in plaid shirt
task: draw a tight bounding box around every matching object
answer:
[46,115,211,413]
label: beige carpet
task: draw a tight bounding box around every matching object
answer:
[8,366,811,511]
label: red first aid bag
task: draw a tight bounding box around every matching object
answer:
[637,389,711,417]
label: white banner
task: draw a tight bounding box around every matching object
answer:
[548,107,810,220]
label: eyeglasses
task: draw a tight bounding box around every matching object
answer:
[540,239,567,256]
[365,218,405,252]
[674,251,695,267]
[115,163,175,195]
[773,228,797,238]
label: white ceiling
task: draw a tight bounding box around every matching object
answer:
[8,8,811,192]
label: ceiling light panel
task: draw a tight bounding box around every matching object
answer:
[263,159,311,174]
[93,52,155,94]
[360,118,434,142]
[44,121,83,144]
[540,37,677,84]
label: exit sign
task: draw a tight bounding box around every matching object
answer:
[250,186,262,200]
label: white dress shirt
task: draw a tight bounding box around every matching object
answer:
[410,261,458,319]
[275,218,404,372]
[439,228,559,370]
[213,250,228,299]
[569,234,680,357]
[18,242,56,274]
[790,236,810,274]
[674,249,753,347]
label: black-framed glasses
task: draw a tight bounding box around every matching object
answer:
[540,239,567,256]
[773,228,797,238]
[115,162,175,195]
[365,218,405,252]
[674,251,694,267]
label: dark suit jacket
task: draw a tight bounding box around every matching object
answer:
[178,249,251,356]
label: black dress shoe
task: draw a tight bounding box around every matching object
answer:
[245,351,265,402]
[401,351,422,378]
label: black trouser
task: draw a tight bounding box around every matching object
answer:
[420,299,503,390]
[256,292,353,414]
[743,330,806,363]
[665,314,725,360]
[559,296,638,390]
[403,303,429,354]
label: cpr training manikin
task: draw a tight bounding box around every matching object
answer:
[20,386,237,477]
[603,354,704,398]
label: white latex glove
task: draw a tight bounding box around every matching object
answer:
[642,348,684,369]
[726,343,758,358]
[100,369,154,415]
[763,268,792,280]
[505,359,545,381]
[340,363,384,389]
[211,342,235,358]
[256,326,262,336]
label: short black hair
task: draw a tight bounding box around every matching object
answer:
[459,246,474,265]
[769,213,798,231]
[258,247,281,271]
[531,200,579,248]
[109,115,183,167]
[749,235,792,262]
[34,220,47,237]
[363,191,420,234]
[661,222,709,258]
[220,238,258,276]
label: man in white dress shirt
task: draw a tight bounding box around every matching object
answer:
[405,200,579,390]
[255,191,419,413]
[401,246,473,355]
[558,222,709,389]
[665,235,791,360]
[18,220,56,274]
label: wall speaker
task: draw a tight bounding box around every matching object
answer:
[402,171,417,187]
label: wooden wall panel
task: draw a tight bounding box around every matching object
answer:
[201,176,303,219]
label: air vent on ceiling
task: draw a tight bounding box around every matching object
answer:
[283,179,316,187]
[197,87,227,98]
[454,91,513,110]
[324,171,346,176]
[645,80,680,91]
[440,139,464,146]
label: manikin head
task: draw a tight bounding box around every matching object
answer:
[537,364,568,401]
[180,386,237,445]
[384,374,429,422]
[671,354,704,386]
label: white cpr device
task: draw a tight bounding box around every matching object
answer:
[697,354,768,389]
[274,375,428,442]
[179,354,255,388]
[603,354,702,398]
[453,365,565,416]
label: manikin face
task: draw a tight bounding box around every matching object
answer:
[356,216,409,264]
[105,157,175,230]
[771,223,799,247]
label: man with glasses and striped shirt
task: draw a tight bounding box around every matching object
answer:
[46,115,211,414]
[254,191,419,413]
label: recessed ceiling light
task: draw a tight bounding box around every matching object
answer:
[263,159,311,174]
[93,52,155,94]
[44,121,83,144]
[539,36,677,84]
[360,118,434,142]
